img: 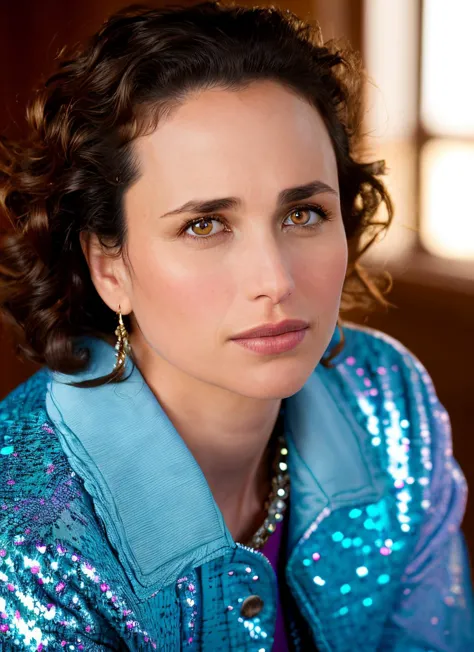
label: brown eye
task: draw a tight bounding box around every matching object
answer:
[181,216,228,242]
[288,209,311,225]
[190,218,216,236]
[283,205,330,229]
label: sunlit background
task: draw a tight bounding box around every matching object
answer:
[364,0,474,265]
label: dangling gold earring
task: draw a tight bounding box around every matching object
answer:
[114,305,130,373]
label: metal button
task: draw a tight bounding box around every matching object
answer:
[240,594,264,618]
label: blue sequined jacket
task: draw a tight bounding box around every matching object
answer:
[0,323,472,651]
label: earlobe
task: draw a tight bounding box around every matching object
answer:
[79,232,132,314]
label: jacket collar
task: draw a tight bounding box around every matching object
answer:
[45,326,383,600]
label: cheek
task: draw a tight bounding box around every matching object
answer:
[127,244,228,337]
[295,234,348,304]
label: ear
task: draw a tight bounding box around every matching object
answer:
[80,232,132,315]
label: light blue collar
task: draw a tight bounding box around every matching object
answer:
[45,327,383,599]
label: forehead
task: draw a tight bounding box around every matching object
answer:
[132,81,339,200]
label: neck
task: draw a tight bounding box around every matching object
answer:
[131,332,283,543]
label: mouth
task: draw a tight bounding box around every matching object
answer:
[231,319,309,340]
[231,326,309,354]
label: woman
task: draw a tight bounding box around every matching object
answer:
[0,2,472,650]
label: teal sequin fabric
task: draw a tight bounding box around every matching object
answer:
[0,323,472,651]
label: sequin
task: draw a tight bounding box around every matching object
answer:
[0,324,472,650]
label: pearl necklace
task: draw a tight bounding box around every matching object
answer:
[246,417,290,551]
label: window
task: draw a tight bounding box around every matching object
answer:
[362,0,474,274]
[419,0,474,260]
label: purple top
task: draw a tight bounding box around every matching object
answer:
[261,518,291,651]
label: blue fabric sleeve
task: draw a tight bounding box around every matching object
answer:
[381,349,474,651]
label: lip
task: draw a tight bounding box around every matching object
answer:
[232,328,308,354]
[231,318,309,340]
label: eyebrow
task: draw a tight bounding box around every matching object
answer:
[159,180,339,219]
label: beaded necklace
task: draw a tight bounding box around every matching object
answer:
[246,410,290,550]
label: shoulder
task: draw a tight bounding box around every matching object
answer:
[333,320,442,413]
[333,320,450,447]
[0,368,50,423]
[0,370,62,487]
[0,370,88,545]
[332,321,466,514]
[0,369,66,479]
[337,320,428,372]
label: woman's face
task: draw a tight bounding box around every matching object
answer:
[103,81,348,399]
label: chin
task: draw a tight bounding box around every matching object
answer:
[239,361,318,400]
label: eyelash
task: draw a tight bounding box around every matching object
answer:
[178,203,335,243]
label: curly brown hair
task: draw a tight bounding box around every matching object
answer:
[0,1,393,384]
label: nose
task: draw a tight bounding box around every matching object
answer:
[241,236,295,305]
